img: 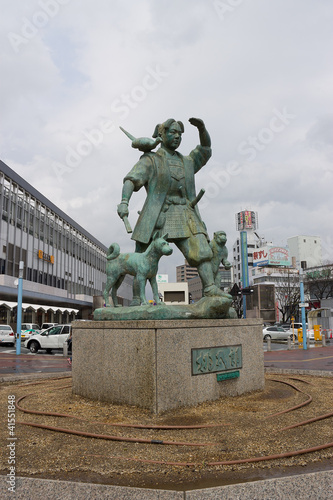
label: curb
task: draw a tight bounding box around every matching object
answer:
[264,368,333,377]
[1,471,332,499]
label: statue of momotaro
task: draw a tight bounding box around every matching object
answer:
[117,117,229,306]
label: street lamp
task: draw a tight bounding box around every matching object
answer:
[16,261,24,355]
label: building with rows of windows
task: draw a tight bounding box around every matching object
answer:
[0,160,132,326]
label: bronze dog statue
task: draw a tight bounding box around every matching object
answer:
[103,233,173,307]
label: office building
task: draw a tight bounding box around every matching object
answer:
[287,235,322,269]
[0,160,132,326]
[176,260,199,282]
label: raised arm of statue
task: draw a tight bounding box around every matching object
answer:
[189,117,211,148]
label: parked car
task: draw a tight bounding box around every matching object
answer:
[20,323,41,342]
[25,324,71,353]
[0,325,15,346]
[291,322,308,331]
[279,323,291,331]
[263,326,294,341]
[40,322,58,332]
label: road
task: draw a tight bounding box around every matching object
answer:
[0,341,331,378]
[0,343,71,377]
[0,344,65,356]
[0,339,322,357]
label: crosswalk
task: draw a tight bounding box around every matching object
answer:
[0,348,64,356]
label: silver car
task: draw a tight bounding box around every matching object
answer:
[0,325,15,346]
[263,326,294,341]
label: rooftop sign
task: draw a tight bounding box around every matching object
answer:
[253,246,290,267]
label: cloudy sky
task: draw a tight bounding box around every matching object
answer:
[1,0,332,279]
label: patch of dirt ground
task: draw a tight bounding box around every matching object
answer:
[1,374,332,490]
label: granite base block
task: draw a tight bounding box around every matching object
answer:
[72,318,264,413]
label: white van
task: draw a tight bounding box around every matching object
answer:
[21,323,41,341]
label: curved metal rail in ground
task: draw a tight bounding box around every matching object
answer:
[15,377,333,468]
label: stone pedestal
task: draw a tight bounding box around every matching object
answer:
[72,318,264,413]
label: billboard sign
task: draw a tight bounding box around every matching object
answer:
[236,211,258,231]
[156,274,168,283]
[253,246,290,267]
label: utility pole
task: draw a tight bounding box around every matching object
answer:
[240,231,249,318]
[299,268,307,350]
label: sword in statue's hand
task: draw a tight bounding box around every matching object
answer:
[123,216,132,233]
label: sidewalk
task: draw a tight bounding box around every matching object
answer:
[0,352,71,380]
[264,344,333,374]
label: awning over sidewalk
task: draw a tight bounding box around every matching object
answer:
[0,301,78,314]
[308,307,332,318]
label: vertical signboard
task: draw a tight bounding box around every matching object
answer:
[236,211,258,231]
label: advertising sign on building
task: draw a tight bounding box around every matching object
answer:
[253,246,290,267]
[156,274,168,283]
[236,211,258,231]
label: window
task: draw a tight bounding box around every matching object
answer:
[47,326,62,336]
[164,291,185,302]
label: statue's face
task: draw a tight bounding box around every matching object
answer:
[162,122,182,151]
[215,231,227,245]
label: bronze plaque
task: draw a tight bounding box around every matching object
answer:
[192,345,242,375]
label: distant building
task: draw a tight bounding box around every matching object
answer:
[287,235,322,269]
[251,266,299,286]
[0,159,132,326]
[187,268,232,303]
[233,231,264,287]
[233,210,267,287]
[157,282,188,304]
[176,260,199,282]
[304,263,333,308]
[188,276,202,303]
[245,284,276,324]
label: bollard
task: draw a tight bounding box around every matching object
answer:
[267,337,271,351]
[287,337,291,350]
[63,341,68,357]
[322,335,326,347]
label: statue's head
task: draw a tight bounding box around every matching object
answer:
[214,231,227,245]
[153,119,184,151]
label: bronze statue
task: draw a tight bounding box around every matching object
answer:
[209,231,232,288]
[117,118,227,306]
[103,233,172,307]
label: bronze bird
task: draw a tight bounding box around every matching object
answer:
[119,126,162,152]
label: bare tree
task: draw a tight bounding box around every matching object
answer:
[274,271,300,323]
[304,264,333,304]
